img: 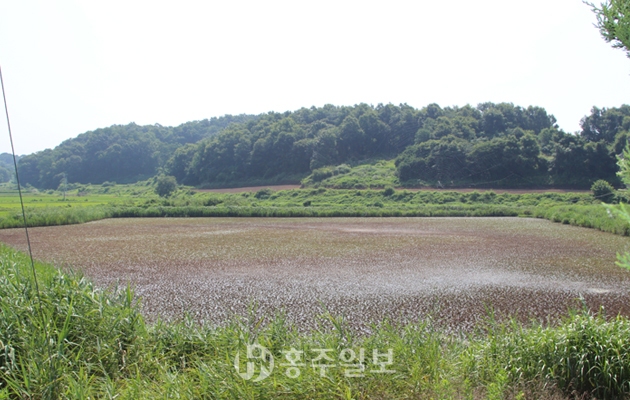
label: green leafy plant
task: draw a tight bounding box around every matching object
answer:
[586,0,630,58]
[591,179,615,203]
[254,188,273,199]
[603,144,630,271]
[155,175,177,197]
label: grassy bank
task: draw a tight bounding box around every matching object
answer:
[0,245,628,398]
[532,204,630,235]
[1,187,628,240]
[0,206,113,229]
[301,160,399,189]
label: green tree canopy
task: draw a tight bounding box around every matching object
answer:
[15,101,629,190]
[587,0,630,57]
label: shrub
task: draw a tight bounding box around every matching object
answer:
[591,179,615,203]
[155,175,177,197]
[254,188,273,199]
[333,164,351,175]
[382,187,395,196]
[203,196,222,206]
[310,167,334,182]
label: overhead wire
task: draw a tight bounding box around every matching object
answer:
[0,65,42,304]
[0,64,54,386]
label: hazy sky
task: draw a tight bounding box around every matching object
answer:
[1,0,629,155]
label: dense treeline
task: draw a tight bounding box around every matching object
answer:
[18,115,255,189]
[0,153,17,183]
[396,104,629,187]
[17,103,630,189]
[168,103,418,186]
[172,102,629,188]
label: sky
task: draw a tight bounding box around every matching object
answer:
[0,0,629,155]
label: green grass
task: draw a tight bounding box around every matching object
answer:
[1,184,624,239]
[531,204,630,235]
[0,181,156,219]
[302,160,399,189]
[196,173,305,189]
[1,244,629,398]
[0,246,143,399]
[0,193,115,218]
[463,310,630,399]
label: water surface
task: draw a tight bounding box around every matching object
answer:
[0,217,628,331]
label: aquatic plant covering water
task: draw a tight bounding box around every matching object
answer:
[0,217,628,332]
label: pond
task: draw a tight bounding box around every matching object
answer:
[0,217,629,332]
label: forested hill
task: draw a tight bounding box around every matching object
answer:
[168,102,629,188]
[18,114,256,188]
[17,103,630,189]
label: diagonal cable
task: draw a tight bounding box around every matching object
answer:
[0,64,46,325]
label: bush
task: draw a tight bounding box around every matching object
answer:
[254,188,273,199]
[310,167,335,182]
[203,196,222,206]
[591,179,615,203]
[334,164,351,175]
[155,175,177,197]
[382,187,395,196]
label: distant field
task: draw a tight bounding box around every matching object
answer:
[0,184,154,218]
[0,192,117,217]
[1,217,628,332]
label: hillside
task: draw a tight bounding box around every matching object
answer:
[17,103,630,189]
[165,102,629,189]
[17,115,256,189]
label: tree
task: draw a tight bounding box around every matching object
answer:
[310,128,339,170]
[609,145,630,269]
[336,116,365,161]
[482,108,507,138]
[166,144,198,185]
[588,1,630,271]
[586,0,630,57]
[155,175,177,197]
[580,105,630,143]
[395,137,469,184]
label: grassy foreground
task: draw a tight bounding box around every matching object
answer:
[0,245,629,399]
